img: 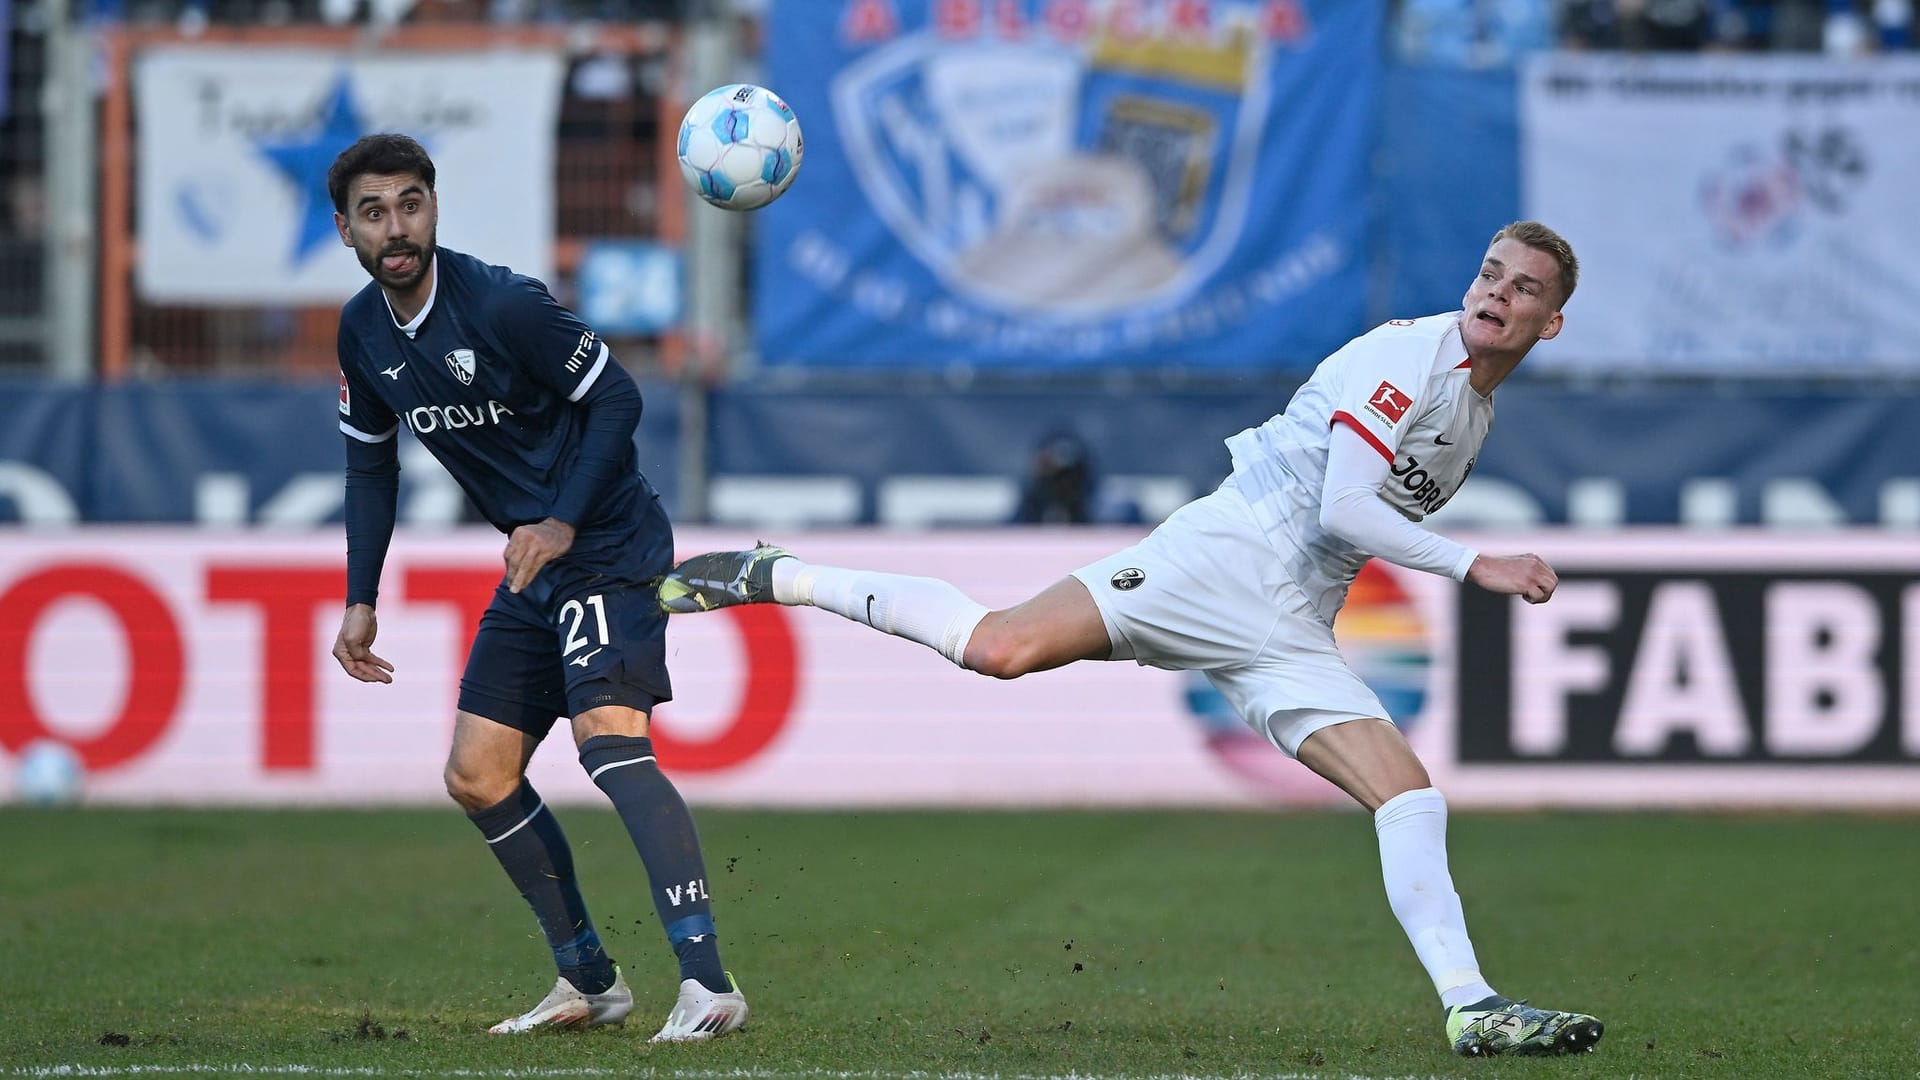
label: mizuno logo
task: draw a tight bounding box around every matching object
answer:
[380,363,406,379]
[569,647,604,668]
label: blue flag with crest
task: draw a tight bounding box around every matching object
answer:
[756,0,1382,371]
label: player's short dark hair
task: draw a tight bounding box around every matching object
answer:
[327,134,436,214]
[1490,221,1579,306]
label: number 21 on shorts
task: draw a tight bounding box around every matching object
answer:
[559,594,610,666]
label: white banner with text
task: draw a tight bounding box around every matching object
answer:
[1,530,1914,807]
[133,47,563,303]
[1522,54,1920,374]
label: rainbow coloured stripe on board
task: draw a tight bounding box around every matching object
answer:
[1186,562,1430,803]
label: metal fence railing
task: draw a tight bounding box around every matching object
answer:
[0,10,51,373]
[95,16,687,378]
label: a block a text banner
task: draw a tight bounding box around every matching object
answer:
[133,47,563,304]
[756,0,1379,370]
[1521,54,1920,374]
[1,530,1914,808]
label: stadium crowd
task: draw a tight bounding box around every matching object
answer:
[1395,0,1913,63]
[0,0,1909,375]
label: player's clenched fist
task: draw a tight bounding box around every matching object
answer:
[1466,553,1558,604]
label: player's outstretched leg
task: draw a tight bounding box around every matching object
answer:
[656,544,792,612]
[660,545,990,669]
[1446,997,1604,1056]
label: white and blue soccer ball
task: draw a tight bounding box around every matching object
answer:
[12,739,85,806]
[676,84,804,212]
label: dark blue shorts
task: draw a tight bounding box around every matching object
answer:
[457,507,674,737]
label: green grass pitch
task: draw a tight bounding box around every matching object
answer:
[2,807,1915,1078]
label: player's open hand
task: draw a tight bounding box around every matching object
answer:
[1466,553,1558,604]
[504,517,576,593]
[332,603,395,683]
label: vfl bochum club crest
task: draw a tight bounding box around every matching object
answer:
[831,7,1278,318]
[445,348,476,385]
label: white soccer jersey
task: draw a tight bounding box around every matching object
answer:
[1225,313,1490,621]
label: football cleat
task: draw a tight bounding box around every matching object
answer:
[657,545,791,614]
[650,972,750,1043]
[488,969,632,1034]
[1445,994,1603,1056]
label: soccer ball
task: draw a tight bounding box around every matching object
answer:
[12,739,84,806]
[676,84,804,212]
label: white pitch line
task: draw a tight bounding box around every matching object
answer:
[7,1066,1452,1080]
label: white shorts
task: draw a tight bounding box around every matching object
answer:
[1070,482,1386,757]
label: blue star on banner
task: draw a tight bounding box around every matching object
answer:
[257,75,372,265]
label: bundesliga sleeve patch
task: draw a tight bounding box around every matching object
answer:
[1363,380,1412,426]
[338,372,351,416]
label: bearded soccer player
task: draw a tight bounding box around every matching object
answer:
[660,222,1601,1057]
[327,133,746,1042]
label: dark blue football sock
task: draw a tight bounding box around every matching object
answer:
[579,734,729,993]
[468,781,617,994]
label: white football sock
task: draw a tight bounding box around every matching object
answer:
[770,555,805,604]
[1374,787,1498,1009]
[776,560,987,669]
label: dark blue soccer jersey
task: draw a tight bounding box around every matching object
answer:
[336,247,650,538]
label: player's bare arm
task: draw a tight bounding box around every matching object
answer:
[1466,553,1558,604]
[332,603,395,683]
[504,517,577,594]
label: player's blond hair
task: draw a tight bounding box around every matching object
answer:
[1491,221,1579,307]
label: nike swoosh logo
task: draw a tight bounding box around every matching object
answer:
[1435,434,1454,446]
[569,646,605,668]
[380,363,407,379]
[865,594,877,624]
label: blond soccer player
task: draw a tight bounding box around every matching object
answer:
[661,223,1601,1057]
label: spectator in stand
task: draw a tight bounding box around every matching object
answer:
[1394,0,1558,64]
[1556,0,1914,50]
[1827,0,1916,50]
[1011,431,1096,526]
[1557,0,1719,49]
[1764,0,1837,49]
[1876,0,1916,47]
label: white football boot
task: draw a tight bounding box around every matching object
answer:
[487,969,633,1034]
[650,972,749,1042]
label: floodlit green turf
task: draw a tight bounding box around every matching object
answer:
[2,807,1915,1079]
